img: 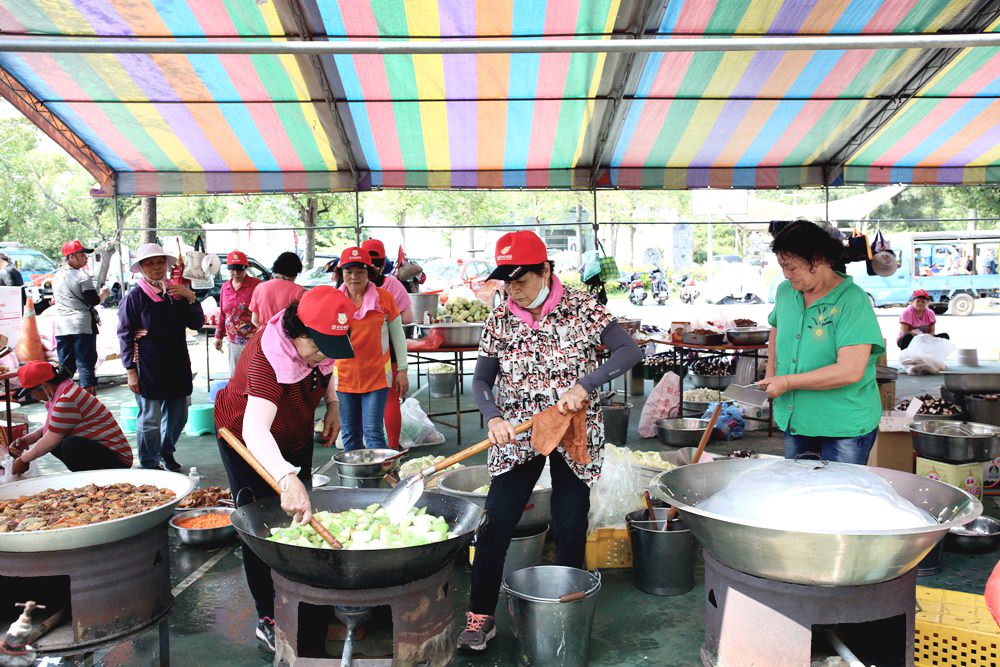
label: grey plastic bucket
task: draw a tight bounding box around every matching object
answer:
[502,566,601,666]
[601,402,632,445]
[626,508,696,596]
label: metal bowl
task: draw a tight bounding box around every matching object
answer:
[169,507,236,547]
[725,327,771,346]
[682,332,725,346]
[908,420,1000,464]
[943,373,1000,394]
[414,322,483,347]
[333,449,405,478]
[683,400,712,417]
[651,459,982,586]
[966,394,1000,427]
[436,464,551,529]
[690,373,735,390]
[945,516,1000,554]
[655,418,711,447]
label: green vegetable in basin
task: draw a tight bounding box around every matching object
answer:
[267,503,455,550]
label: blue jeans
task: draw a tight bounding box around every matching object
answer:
[55,334,98,389]
[135,395,188,468]
[783,428,878,465]
[337,389,389,451]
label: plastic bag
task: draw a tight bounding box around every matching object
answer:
[182,235,209,281]
[899,333,956,375]
[638,372,681,438]
[703,402,745,440]
[406,329,445,351]
[588,444,647,529]
[398,398,446,449]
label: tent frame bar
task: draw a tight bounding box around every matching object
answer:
[2,33,1000,55]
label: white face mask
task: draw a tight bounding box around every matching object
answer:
[526,284,550,309]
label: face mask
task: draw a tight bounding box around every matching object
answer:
[527,284,550,309]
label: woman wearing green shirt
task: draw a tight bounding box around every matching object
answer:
[759,222,884,464]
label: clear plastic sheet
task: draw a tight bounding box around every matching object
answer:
[698,461,937,532]
[588,445,647,529]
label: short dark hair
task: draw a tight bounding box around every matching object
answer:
[0,253,9,263]
[272,252,303,277]
[334,264,380,285]
[770,221,844,268]
[523,261,555,278]
[281,302,309,339]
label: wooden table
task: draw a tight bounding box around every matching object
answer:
[406,345,482,444]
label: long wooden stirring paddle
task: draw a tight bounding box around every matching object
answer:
[219,427,342,549]
[665,402,723,530]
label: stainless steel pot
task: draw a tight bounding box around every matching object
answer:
[409,292,441,326]
[725,327,771,346]
[690,373,734,390]
[436,464,552,529]
[0,469,194,553]
[945,516,1000,554]
[655,418,710,447]
[908,420,1000,463]
[943,372,1000,394]
[169,507,236,547]
[966,394,1000,427]
[333,449,405,477]
[415,322,483,347]
[651,459,982,586]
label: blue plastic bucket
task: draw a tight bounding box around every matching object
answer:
[209,379,229,403]
[120,404,139,434]
[185,404,216,437]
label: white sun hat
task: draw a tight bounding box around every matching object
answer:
[130,243,177,273]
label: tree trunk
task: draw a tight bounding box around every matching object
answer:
[397,211,407,246]
[302,197,318,268]
[575,202,584,266]
[140,197,157,244]
[628,225,637,266]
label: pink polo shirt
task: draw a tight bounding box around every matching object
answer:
[250,279,305,324]
[380,275,412,314]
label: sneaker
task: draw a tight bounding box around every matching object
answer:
[161,453,181,472]
[457,612,495,652]
[256,616,276,652]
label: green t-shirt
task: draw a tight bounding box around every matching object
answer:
[767,274,885,437]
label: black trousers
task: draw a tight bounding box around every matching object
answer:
[898,332,950,350]
[469,453,590,615]
[51,436,129,471]
[218,438,313,619]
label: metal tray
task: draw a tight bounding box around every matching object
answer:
[414,322,484,347]
[942,373,1000,394]
[0,469,194,553]
[682,332,725,346]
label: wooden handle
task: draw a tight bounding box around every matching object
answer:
[643,491,659,531]
[219,428,342,550]
[432,419,534,473]
[666,403,723,527]
[559,591,587,603]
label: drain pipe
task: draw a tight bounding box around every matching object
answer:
[821,628,871,667]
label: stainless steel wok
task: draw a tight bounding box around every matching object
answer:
[651,459,982,586]
[0,469,194,552]
[231,487,483,589]
[435,464,552,529]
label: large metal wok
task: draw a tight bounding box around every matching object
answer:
[0,469,194,553]
[651,459,982,586]
[231,487,483,589]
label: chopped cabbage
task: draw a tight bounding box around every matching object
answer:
[267,503,455,550]
[399,455,463,479]
[630,451,677,470]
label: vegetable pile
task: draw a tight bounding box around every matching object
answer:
[629,450,677,470]
[267,504,453,550]
[895,394,962,416]
[440,297,491,323]
[684,388,722,403]
[175,513,231,530]
[399,455,463,479]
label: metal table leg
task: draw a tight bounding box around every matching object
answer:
[158,618,170,666]
[205,331,211,391]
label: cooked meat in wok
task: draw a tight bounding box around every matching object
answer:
[0,483,176,532]
[177,486,232,509]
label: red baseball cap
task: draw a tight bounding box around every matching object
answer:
[296,286,356,359]
[61,240,93,257]
[362,239,386,260]
[912,289,931,300]
[226,250,248,268]
[15,361,58,400]
[487,231,548,281]
[339,246,373,270]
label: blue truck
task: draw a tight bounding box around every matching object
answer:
[849,231,1000,316]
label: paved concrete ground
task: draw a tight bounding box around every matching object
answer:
[10,323,999,666]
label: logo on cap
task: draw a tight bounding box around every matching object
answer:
[338,313,348,325]
[352,249,359,256]
[500,246,511,255]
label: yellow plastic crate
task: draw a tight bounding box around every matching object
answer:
[915,586,1000,667]
[585,527,631,569]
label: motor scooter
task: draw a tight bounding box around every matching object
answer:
[678,274,700,304]
[627,273,648,306]
[649,268,670,305]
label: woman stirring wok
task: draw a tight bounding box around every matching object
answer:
[214,286,356,652]
[458,231,642,652]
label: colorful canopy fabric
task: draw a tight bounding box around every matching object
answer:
[0,0,997,195]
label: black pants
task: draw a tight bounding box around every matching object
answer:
[469,453,590,615]
[50,436,129,471]
[898,332,950,350]
[218,438,313,620]
[55,333,99,389]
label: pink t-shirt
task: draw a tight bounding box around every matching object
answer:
[380,275,412,314]
[250,279,305,324]
[899,304,936,336]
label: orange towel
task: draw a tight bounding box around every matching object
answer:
[530,402,591,465]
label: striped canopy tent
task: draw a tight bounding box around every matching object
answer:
[0,0,998,196]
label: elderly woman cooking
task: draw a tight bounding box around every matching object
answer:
[333,246,409,451]
[214,286,355,652]
[759,221,884,464]
[118,243,204,471]
[458,231,642,652]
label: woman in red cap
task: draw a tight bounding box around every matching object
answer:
[458,230,642,652]
[332,246,409,451]
[7,361,131,475]
[214,250,262,373]
[361,238,414,449]
[897,289,949,350]
[214,285,356,652]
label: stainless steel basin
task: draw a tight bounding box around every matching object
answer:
[651,459,981,586]
[436,464,552,529]
[909,420,1000,463]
